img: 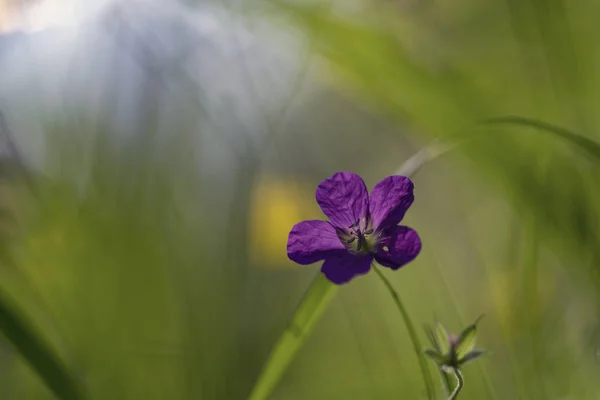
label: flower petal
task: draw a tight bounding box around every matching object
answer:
[374,225,421,270]
[321,252,372,284]
[316,172,369,229]
[287,220,346,265]
[368,175,414,230]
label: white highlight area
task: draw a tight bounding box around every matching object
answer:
[0,0,110,32]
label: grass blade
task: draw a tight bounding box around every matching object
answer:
[483,116,600,161]
[0,288,85,400]
[247,273,338,400]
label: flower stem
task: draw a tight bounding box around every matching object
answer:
[448,368,464,400]
[372,265,435,400]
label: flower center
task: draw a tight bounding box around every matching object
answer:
[339,219,379,254]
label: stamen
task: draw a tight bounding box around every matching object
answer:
[342,220,377,253]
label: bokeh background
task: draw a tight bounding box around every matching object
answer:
[0,0,599,398]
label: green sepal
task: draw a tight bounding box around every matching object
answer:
[454,315,483,359]
[435,322,451,354]
[424,324,440,352]
[424,348,447,365]
[455,325,476,359]
[458,349,486,366]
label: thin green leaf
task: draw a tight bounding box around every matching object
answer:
[483,116,600,162]
[395,138,464,178]
[247,273,338,400]
[0,289,85,400]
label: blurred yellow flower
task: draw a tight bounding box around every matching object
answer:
[248,176,318,268]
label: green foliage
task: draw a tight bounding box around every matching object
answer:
[4,0,600,398]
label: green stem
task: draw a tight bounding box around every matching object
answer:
[448,368,464,400]
[372,265,435,400]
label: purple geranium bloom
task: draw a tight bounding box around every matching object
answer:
[287,172,422,284]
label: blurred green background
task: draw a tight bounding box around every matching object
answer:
[0,0,599,398]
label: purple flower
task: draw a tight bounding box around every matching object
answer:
[287,172,422,284]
